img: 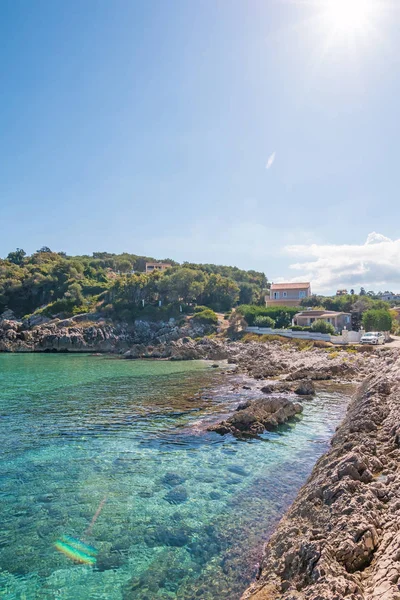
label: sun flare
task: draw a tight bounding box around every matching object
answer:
[322,0,379,35]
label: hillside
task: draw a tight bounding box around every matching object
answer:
[0,247,268,320]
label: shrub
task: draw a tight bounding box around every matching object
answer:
[193,305,209,313]
[254,315,275,328]
[40,298,75,317]
[291,325,312,332]
[310,319,335,334]
[192,309,218,325]
[236,305,300,327]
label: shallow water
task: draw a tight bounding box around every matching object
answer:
[0,354,350,599]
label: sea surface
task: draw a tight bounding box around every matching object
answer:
[0,354,350,600]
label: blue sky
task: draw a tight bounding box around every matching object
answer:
[1,0,399,292]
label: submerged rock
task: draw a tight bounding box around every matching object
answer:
[144,525,191,547]
[164,485,188,504]
[161,472,186,487]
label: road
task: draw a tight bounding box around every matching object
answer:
[384,335,400,348]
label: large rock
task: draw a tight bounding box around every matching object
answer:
[208,397,303,437]
[294,379,316,396]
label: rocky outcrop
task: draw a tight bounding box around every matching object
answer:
[208,397,303,437]
[242,349,400,600]
[260,380,316,396]
[0,316,215,353]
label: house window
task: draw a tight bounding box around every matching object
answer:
[282,292,287,298]
[299,291,306,298]
[273,292,280,299]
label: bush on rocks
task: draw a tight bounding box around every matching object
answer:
[192,309,218,325]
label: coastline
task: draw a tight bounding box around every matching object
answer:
[241,349,400,600]
[3,315,399,597]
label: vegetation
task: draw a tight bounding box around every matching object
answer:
[0,248,268,321]
[236,305,300,328]
[192,309,218,325]
[362,309,392,332]
[300,293,391,331]
[240,332,332,349]
[310,319,335,335]
[254,315,275,328]
[301,293,390,313]
[390,309,400,335]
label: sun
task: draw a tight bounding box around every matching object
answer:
[322,0,379,35]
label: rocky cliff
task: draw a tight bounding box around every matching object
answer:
[0,314,214,354]
[242,349,400,600]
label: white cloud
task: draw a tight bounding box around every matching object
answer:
[266,151,276,170]
[285,232,400,293]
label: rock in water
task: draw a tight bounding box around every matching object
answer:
[161,472,186,487]
[164,485,188,504]
[208,397,303,437]
[294,379,316,396]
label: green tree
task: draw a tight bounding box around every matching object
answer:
[362,309,392,332]
[7,248,26,265]
[158,268,206,304]
[203,274,240,311]
[116,259,133,274]
[65,282,84,305]
[238,282,260,305]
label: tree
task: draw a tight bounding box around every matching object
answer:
[64,282,84,305]
[7,248,26,265]
[238,282,259,305]
[352,297,372,313]
[311,320,335,335]
[362,309,392,332]
[203,274,240,311]
[116,259,133,274]
[359,287,366,296]
[158,268,206,304]
[37,246,52,253]
[301,294,325,308]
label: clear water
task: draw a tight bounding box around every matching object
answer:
[0,354,349,600]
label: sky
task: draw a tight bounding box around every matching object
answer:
[1,0,400,294]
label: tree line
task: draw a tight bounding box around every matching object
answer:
[0,248,268,319]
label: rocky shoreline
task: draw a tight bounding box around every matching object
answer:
[241,348,400,600]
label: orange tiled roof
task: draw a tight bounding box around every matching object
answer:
[270,282,310,290]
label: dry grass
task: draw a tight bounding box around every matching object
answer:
[240,333,332,350]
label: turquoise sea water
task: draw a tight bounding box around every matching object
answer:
[0,354,349,600]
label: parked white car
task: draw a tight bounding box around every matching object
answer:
[360,332,385,345]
